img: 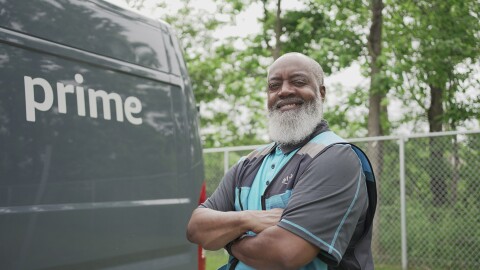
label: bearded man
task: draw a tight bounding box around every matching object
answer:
[187,53,377,270]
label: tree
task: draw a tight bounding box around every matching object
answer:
[367,0,386,255]
[161,0,369,146]
[385,0,480,206]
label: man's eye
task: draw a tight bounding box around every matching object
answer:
[269,83,280,90]
[292,80,306,86]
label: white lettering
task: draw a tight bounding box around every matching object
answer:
[74,74,84,84]
[24,76,54,122]
[88,89,123,121]
[75,74,86,116]
[124,96,143,125]
[76,86,86,116]
[23,74,142,125]
[56,82,74,114]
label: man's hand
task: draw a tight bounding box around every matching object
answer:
[243,208,283,234]
[231,225,320,270]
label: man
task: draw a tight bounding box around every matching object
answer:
[187,53,376,270]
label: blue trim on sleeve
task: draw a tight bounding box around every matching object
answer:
[351,146,373,176]
[280,218,342,258]
[310,131,347,145]
[330,170,362,252]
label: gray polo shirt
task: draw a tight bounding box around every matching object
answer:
[203,124,373,269]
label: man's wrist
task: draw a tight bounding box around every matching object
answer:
[237,210,252,232]
[225,239,235,256]
[225,234,248,257]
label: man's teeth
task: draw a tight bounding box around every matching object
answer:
[281,103,298,109]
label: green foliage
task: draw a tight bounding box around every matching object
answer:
[323,85,370,138]
[153,1,270,147]
[121,0,479,146]
[384,0,480,130]
[167,0,382,146]
[206,250,228,270]
[407,202,479,269]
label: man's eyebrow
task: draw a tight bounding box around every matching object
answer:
[289,72,310,80]
[268,75,282,82]
[268,71,310,81]
[290,71,309,75]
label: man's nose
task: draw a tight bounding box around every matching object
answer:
[277,82,295,97]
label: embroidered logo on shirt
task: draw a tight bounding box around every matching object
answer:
[282,173,294,185]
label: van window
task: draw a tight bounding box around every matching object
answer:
[0,0,169,72]
[163,30,181,76]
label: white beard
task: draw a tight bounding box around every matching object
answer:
[267,97,324,145]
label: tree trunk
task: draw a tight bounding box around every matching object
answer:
[367,0,384,257]
[428,84,447,207]
[273,0,282,60]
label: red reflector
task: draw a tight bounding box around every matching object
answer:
[198,181,207,204]
[198,244,206,270]
[198,181,207,270]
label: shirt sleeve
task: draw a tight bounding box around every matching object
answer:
[200,162,239,212]
[277,144,368,265]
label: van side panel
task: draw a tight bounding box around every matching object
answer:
[0,1,202,269]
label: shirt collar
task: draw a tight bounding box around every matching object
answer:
[273,120,330,154]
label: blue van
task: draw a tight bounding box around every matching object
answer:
[0,0,205,269]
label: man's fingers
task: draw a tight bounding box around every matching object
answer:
[246,208,285,233]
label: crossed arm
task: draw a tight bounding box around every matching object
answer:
[186,207,319,270]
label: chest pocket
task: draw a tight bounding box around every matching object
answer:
[264,190,292,210]
[234,187,292,211]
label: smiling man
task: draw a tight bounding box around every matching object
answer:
[187,53,377,270]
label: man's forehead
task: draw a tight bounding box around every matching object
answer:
[268,55,313,75]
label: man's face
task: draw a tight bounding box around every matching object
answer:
[266,55,326,145]
[267,56,322,112]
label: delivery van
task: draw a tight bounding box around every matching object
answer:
[0,0,205,269]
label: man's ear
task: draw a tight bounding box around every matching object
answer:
[320,86,326,100]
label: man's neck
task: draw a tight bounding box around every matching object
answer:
[277,120,329,154]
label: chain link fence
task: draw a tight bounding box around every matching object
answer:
[203,130,480,269]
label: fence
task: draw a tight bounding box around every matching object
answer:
[203,130,480,270]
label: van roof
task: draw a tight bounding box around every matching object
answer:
[90,0,171,31]
[0,0,175,72]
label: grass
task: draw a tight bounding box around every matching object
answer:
[206,250,228,270]
[376,265,403,270]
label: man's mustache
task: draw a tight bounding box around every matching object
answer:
[272,97,305,110]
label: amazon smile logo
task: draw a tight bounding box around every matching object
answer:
[281,173,294,185]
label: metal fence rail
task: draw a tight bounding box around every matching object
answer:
[203,130,480,269]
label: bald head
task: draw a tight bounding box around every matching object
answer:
[268,52,325,89]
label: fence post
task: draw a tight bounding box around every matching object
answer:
[399,136,408,270]
[224,150,229,176]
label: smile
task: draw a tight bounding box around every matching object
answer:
[276,99,304,111]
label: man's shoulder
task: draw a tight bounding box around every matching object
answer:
[310,130,347,145]
[305,142,361,171]
[297,131,348,158]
